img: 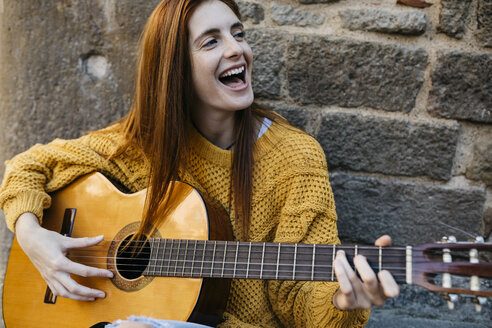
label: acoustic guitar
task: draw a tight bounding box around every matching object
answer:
[3,173,492,327]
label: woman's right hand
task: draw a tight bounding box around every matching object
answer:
[15,212,113,301]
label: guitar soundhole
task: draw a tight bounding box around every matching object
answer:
[116,235,151,280]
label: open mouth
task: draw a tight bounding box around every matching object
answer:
[219,65,246,88]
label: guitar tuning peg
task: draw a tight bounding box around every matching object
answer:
[472,296,487,312]
[475,236,484,243]
[443,293,459,309]
[470,236,486,312]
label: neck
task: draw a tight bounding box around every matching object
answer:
[191,110,236,150]
[143,240,410,284]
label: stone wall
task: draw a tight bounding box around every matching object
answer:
[0,0,490,327]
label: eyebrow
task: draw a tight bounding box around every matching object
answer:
[193,21,244,46]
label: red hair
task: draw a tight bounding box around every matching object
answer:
[117,0,282,240]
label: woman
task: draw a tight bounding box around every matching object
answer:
[0,0,399,327]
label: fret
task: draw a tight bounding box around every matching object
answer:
[260,243,266,279]
[406,246,412,285]
[182,240,189,277]
[174,240,181,276]
[200,240,206,276]
[331,245,336,281]
[378,246,382,273]
[354,245,358,257]
[277,244,296,280]
[233,241,239,278]
[146,239,156,276]
[190,240,197,278]
[276,243,280,280]
[311,244,316,281]
[166,239,173,276]
[154,239,162,276]
[161,239,168,276]
[221,242,227,278]
[292,244,298,280]
[246,242,252,279]
[210,241,217,276]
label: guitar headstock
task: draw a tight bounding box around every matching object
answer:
[412,236,492,312]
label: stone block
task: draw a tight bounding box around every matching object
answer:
[259,103,311,131]
[437,0,472,39]
[465,137,492,185]
[476,0,492,47]
[247,29,287,98]
[330,172,485,246]
[271,3,325,27]
[287,35,428,112]
[368,288,492,327]
[369,284,492,327]
[237,0,264,24]
[340,9,428,35]
[318,112,459,180]
[429,51,492,123]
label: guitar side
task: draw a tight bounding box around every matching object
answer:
[3,173,230,327]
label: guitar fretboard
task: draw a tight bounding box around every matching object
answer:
[143,239,408,283]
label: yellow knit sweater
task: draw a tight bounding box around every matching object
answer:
[0,121,369,327]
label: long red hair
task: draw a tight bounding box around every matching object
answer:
[117,0,280,240]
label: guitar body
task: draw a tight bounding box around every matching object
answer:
[3,173,232,327]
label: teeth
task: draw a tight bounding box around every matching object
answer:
[220,65,245,78]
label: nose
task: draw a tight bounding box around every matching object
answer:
[223,36,243,59]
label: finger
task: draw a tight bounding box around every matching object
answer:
[63,235,105,250]
[62,258,113,278]
[375,235,392,247]
[333,252,356,310]
[51,279,96,301]
[60,273,106,299]
[334,251,354,296]
[378,270,400,299]
[338,252,374,308]
[354,255,385,306]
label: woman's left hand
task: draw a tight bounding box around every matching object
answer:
[332,235,400,310]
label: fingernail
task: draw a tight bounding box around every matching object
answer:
[107,271,114,278]
[98,292,105,298]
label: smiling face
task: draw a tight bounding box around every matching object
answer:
[188,0,254,119]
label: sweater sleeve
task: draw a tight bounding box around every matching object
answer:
[0,127,141,232]
[267,138,370,328]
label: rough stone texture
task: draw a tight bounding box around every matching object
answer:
[318,112,459,180]
[368,284,492,327]
[437,0,472,39]
[331,172,486,245]
[476,0,492,47]
[0,0,160,157]
[247,29,287,98]
[428,51,492,123]
[237,0,264,24]
[340,9,428,35]
[466,136,492,185]
[298,0,340,3]
[287,35,428,112]
[271,3,325,27]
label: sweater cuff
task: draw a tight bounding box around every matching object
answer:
[2,191,51,232]
[309,282,370,328]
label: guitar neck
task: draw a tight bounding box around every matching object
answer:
[143,239,410,284]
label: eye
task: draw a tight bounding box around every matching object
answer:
[203,38,217,48]
[233,31,245,40]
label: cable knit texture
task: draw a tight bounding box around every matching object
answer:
[0,121,369,327]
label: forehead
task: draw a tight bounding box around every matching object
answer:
[188,0,240,38]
